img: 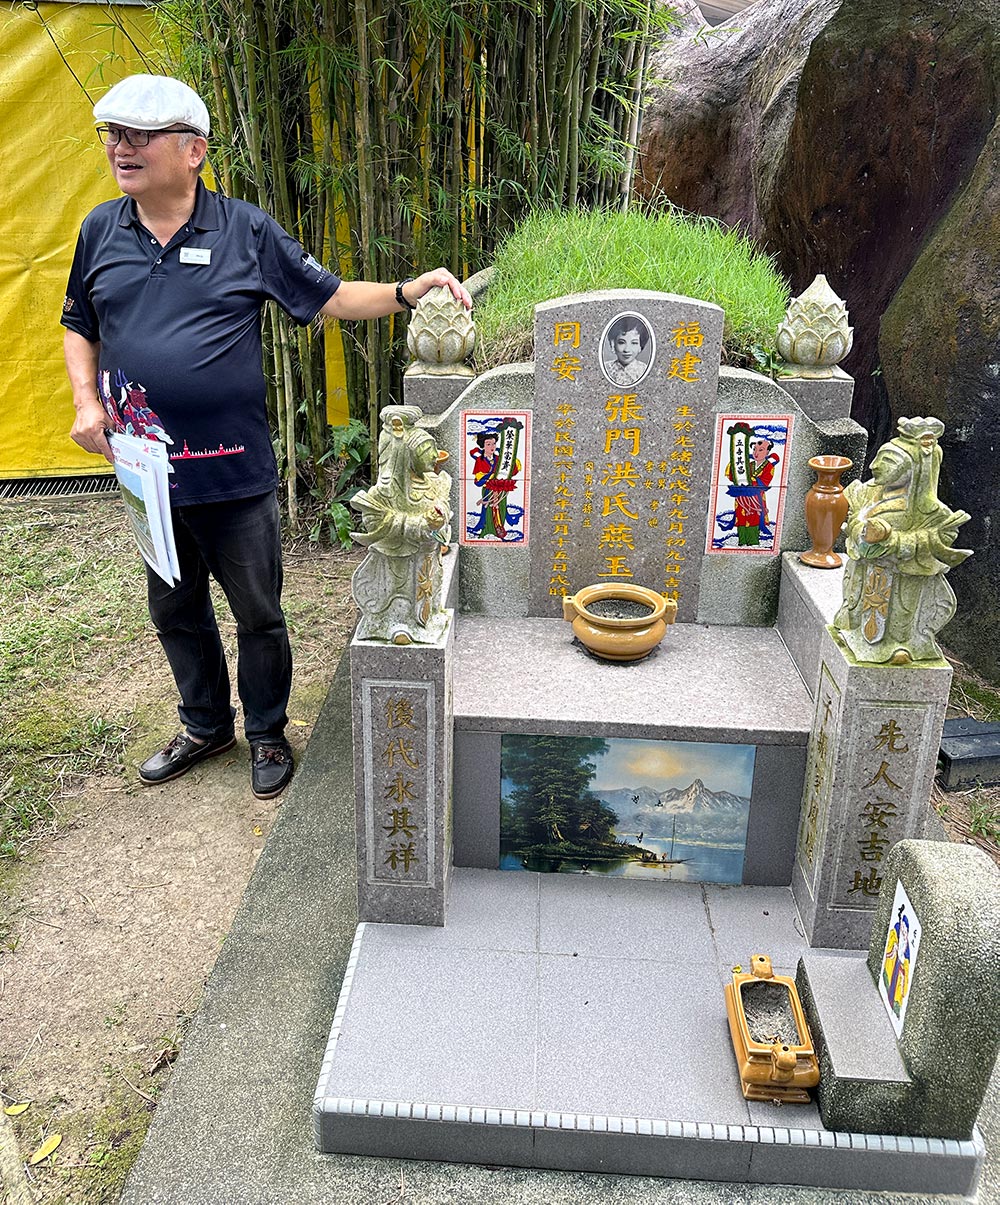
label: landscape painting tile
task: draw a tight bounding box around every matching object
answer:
[500,734,755,885]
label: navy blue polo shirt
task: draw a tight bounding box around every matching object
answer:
[61,179,340,506]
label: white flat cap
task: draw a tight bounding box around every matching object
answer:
[93,74,210,137]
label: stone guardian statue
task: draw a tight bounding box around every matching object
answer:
[350,406,452,644]
[833,417,971,665]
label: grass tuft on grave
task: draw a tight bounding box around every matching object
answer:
[474,206,790,370]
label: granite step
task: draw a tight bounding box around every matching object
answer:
[452,616,813,745]
[938,717,1000,790]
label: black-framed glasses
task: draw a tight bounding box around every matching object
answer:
[96,125,201,147]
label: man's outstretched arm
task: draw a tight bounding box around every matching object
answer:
[319,268,471,321]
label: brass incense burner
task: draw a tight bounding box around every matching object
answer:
[725,953,820,1103]
[562,583,677,662]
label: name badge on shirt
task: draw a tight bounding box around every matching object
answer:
[180,247,212,265]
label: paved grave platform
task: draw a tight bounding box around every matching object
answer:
[452,617,813,743]
[314,868,984,1194]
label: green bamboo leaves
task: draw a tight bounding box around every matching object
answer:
[155,0,676,529]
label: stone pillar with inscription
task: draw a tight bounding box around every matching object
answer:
[792,624,951,949]
[350,635,453,926]
[348,405,455,927]
[528,291,724,619]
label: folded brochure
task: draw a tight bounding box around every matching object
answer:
[108,432,180,585]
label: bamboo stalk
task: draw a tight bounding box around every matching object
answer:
[566,0,584,208]
[157,0,661,527]
[450,27,464,276]
[620,0,653,211]
[351,0,380,442]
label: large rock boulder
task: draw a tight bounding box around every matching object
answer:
[639,0,842,232]
[879,116,1000,679]
[638,0,1000,679]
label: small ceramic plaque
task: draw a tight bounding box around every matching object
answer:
[879,879,922,1038]
[459,410,530,546]
[706,413,794,553]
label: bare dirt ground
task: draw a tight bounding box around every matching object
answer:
[0,495,362,1204]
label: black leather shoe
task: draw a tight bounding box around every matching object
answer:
[250,738,294,799]
[138,731,236,785]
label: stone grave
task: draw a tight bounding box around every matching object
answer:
[938,716,1000,790]
[314,289,990,1195]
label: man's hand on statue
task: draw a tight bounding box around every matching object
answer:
[70,399,114,463]
[407,269,473,311]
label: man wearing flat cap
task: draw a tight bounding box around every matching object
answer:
[62,74,471,800]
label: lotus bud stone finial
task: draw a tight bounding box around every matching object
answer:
[775,274,853,379]
[405,287,477,377]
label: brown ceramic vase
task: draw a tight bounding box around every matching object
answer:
[800,455,852,569]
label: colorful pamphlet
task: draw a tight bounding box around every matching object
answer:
[108,433,180,585]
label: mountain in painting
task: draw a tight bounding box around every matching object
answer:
[597,779,750,845]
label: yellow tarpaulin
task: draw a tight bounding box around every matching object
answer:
[0,2,349,481]
[0,2,161,478]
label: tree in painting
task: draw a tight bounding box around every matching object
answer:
[502,735,631,859]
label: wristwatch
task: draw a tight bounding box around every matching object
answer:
[395,278,415,311]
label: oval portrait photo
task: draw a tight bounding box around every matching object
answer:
[599,312,655,387]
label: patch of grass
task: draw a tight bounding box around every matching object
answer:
[1,498,146,855]
[1,707,134,856]
[947,649,1000,722]
[953,678,1000,722]
[0,500,149,698]
[14,1089,154,1205]
[968,793,1000,844]
[473,206,790,370]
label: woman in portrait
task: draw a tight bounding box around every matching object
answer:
[602,316,652,386]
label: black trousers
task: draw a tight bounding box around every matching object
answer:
[145,490,291,743]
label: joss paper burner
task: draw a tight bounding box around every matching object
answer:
[724,953,820,1103]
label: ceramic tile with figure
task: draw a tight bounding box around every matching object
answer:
[500,735,755,884]
[706,413,794,553]
[879,879,922,1038]
[459,409,531,546]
